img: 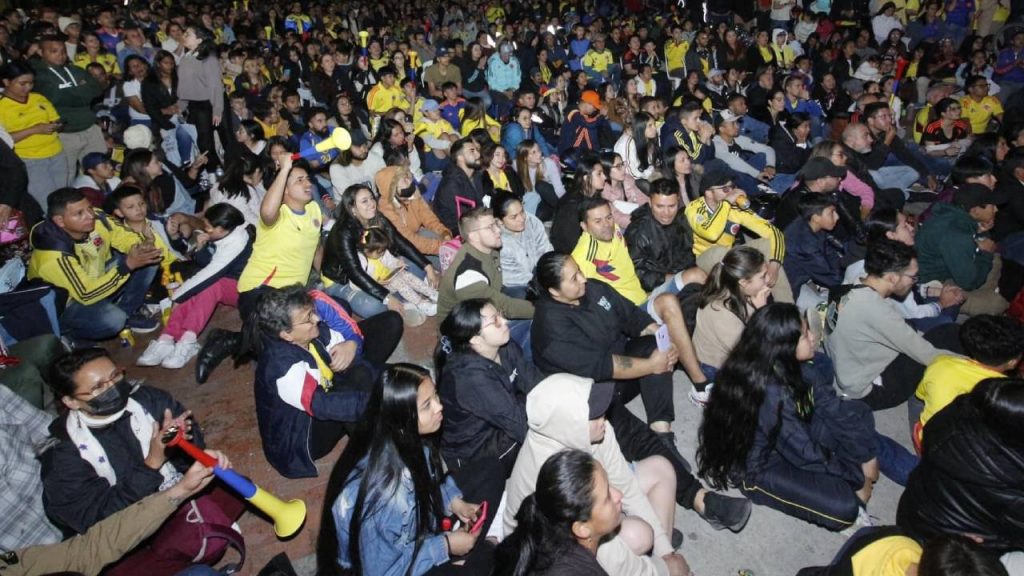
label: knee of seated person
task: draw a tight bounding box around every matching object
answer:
[680,267,707,286]
[618,516,655,556]
[642,454,677,486]
[653,292,682,317]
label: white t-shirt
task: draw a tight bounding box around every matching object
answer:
[329,155,386,200]
[122,79,150,121]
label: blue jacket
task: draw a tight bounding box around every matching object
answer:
[782,218,845,300]
[333,449,463,576]
[501,122,555,158]
[557,109,611,156]
[569,38,590,71]
[485,53,521,92]
[253,292,368,478]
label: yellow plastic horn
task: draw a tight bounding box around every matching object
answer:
[408,50,418,69]
[358,30,369,48]
[248,488,307,538]
[292,127,352,160]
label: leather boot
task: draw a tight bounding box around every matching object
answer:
[195,329,241,384]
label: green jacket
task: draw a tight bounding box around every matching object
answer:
[916,202,993,291]
[30,59,101,133]
[437,243,534,320]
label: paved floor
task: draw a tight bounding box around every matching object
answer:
[115,308,914,575]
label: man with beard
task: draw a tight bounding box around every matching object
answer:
[433,138,485,234]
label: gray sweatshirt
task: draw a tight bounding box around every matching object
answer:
[176,52,224,119]
[499,212,553,287]
[825,286,947,399]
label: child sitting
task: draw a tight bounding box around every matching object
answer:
[136,204,254,369]
[915,315,1023,431]
[783,193,845,311]
[357,227,438,318]
[106,185,179,266]
[414,99,459,172]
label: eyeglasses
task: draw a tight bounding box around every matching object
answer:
[75,367,126,399]
[292,309,319,330]
[480,311,505,329]
[471,221,501,233]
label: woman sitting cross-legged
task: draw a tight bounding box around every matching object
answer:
[245,284,402,478]
[697,303,880,531]
[328,363,494,576]
[136,204,253,370]
[494,449,623,576]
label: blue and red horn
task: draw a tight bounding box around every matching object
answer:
[291,127,352,161]
[162,426,306,538]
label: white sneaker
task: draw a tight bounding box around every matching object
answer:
[688,383,714,407]
[418,301,438,316]
[402,303,426,327]
[161,332,201,369]
[137,338,175,366]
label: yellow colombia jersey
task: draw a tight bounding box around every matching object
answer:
[367,83,404,115]
[571,227,647,305]
[238,202,322,293]
[0,93,63,159]
[685,197,785,261]
[664,39,689,70]
[850,535,922,576]
[960,95,1003,135]
[74,52,121,76]
[414,117,456,152]
[915,355,1006,426]
[582,49,615,73]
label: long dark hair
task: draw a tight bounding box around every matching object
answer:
[574,154,605,198]
[493,450,599,576]
[434,298,490,380]
[187,25,217,60]
[218,153,263,202]
[347,364,444,576]
[336,183,380,227]
[121,149,165,213]
[697,303,810,490]
[698,246,765,324]
[630,111,660,172]
[971,377,1024,447]
[531,251,572,298]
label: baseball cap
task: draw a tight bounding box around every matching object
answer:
[580,89,601,108]
[81,152,111,172]
[954,183,1006,210]
[707,68,725,79]
[348,129,368,147]
[421,99,440,112]
[802,157,846,181]
[588,380,615,419]
[715,109,743,125]
[699,160,735,194]
[58,17,79,33]
[436,46,450,58]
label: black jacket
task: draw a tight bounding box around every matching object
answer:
[774,184,864,243]
[993,178,1024,242]
[531,281,653,381]
[769,125,812,175]
[897,393,1024,552]
[0,139,40,226]
[549,190,585,254]
[438,342,542,467]
[322,214,429,303]
[623,204,696,292]
[41,386,201,534]
[433,164,485,235]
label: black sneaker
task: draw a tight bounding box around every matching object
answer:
[701,492,752,532]
[126,314,160,334]
[671,528,683,549]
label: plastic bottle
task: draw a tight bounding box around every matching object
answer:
[732,193,750,210]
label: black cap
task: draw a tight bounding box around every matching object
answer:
[699,160,735,194]
[802,157,846,181]
[348,129,368,147]
[954,183,1006,210]
[588,380,615,419]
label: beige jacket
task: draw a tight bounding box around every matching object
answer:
[503,374,672,576]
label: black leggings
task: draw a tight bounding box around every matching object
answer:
[741,459,862,532]
[607,401,703,509]
[185,99,222,171]
[308,311,404,460]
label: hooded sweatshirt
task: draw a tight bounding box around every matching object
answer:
[504,374,672,576]
[376,166,450,256]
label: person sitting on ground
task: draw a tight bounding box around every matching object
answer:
[28,188,164,342]
[557,90,614,163]
[698,303,880,532]
[414,99,461,173]
[684,162,792,303]
[40,348,245,575]
[434,299,545,529]
[572,195,711,408]
[711,109,777,197]
[825,239,958,411]
[355,227,439,319]
[783,194,845,309]
[528,251,753,533]
[494,450,624,576]
[493,192,552,299]
[600,150,650,230]
[245,284,401,478]
[136,204,252,370]
[897,378,1024,556]
[207,153,266,228]
[797,531,1010,576]
[376,164,452,258]
[438,206,534,348]
[330,363,494,576]
[504,373,689,576]
[843,209,966,332]
[916,183,1009,316]
[915,315,1023,432]
[433,138,485,235]
[550,154,609,253]
[73,152,122,208]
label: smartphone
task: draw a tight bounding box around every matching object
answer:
[470,501,488,534]
[655,324,671,352]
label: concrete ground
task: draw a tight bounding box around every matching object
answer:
[114,307,914,575]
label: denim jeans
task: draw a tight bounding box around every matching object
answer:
[733,152,768,197]
[322,282,388,319]
[770,172,798,194]
[869,166,919,193]
[60,263,159,341]
[740,116,770,143]
[873,431,918,486]
[508,319,533,362]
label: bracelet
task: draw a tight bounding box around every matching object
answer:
[443,532,451,555]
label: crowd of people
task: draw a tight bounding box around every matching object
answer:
[1,0,1023,574]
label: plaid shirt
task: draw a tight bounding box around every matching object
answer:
[0,385,61,552]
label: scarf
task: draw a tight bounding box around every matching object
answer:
[67,397,182,491]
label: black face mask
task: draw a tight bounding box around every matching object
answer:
[86,378,132,416]
[397,184,416,199]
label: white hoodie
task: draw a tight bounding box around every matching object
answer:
[504,373,673,576]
